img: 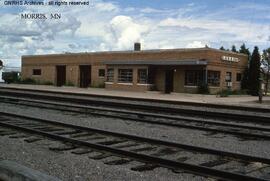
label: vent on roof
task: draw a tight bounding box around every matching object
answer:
[134,43,141,51]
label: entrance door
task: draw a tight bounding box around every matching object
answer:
[56,65,66,86]
[165,69,174,93]
[80,65,91,88]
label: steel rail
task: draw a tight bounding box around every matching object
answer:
[0,111,270,164]
[0,86,269,113]
[0,88,270,123]
[2,96,270,140]
[0,114,269,181]
[0,88,269,124]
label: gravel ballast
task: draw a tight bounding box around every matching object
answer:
[0,136,207,181]
[0,102,269,180]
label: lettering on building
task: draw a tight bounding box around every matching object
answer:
[221,56,240,63]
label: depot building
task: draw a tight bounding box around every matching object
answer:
[21,43,248,94]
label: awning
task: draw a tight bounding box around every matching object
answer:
[103,59,208,66]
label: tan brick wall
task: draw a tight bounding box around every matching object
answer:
[207,65,244,91]
[21,48,248,92]
[155,68,165,92]
[173,68,184,92]
[66,65,79,86]
[22,65,55,84]
[105,83,151,92]
[91,65,106,87]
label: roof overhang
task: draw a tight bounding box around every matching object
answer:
[103,59,208,66]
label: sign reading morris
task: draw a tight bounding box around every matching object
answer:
[221,56,240,63]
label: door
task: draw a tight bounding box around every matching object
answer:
[56,65,66,86]
[80,65,91,88]
[165,69,174,93]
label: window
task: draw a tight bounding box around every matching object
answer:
[208,71,220,87]
[107,68,114,82]
[138,69,148,84]
[185,70,203,86]
[32,69,41,75]
[236,73,242,82]
[99,69,105,77]
[226,72,232,82]
[118,69,133,83]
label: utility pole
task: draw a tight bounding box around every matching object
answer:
[0,60,3,70]
[258,76,263,103]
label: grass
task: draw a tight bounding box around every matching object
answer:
[217,89,248,97]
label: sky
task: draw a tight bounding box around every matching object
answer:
[0,0,269,67]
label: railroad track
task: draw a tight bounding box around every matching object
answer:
[1,95,270,140]
[0,86,269,113]
[0,112,270,181]
[0,87,269,123]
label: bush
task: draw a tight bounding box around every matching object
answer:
[217,89,230,97]
[2,72,20,84]
[89,83,105,88]
[217,89,248,97]
[150,85,157,91]
[64,81,75,86]
[197,83,209,94]
[43,81,53,85]
[18,78,55,86]
[20,78,36,84]
[231,89,248,95]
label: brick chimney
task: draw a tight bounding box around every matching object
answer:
[134,42,141,51]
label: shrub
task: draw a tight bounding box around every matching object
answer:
[43,81,53,85]
[217,89,230,97]
[150,85,157,91]
[197,83,209,94]
[89,83,105,88]
[231,89,248,95]
[20,78,36,84]
[217,89,248,97]
[97,82,105,88]
[2,72,20,84]
[64,81,75,86]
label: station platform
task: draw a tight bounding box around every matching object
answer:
[0,83,269,108]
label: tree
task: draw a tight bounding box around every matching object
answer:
[239,43,250,56]
[220,46,225,50]
[239,43,251,90]
[241,67,249,90]
[249,46,261,96]
[231,45,237,52]
[262,48,270,95]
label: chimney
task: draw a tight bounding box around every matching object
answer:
[134,42,141,51]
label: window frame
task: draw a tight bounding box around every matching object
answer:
[32,69,41,76]
[98,69,105,78]
[118,69,133,83]
[236,73,242,82]
[226,72,232,82]
[185,70,203,86]
[207,71,220,87]
[106,68,114,82]
[137,69,148,84]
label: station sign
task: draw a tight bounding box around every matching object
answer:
[221,56,240,63]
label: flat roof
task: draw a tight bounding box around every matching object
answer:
[104,59,208,66]
[22,47,248,58]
